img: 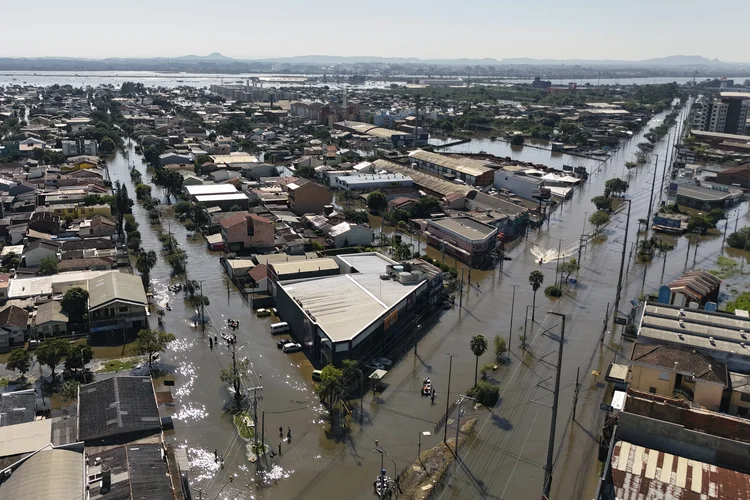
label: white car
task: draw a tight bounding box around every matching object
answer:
[282,343,302,353]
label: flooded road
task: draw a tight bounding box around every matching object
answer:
[104,99,750,500]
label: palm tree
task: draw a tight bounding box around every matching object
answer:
[136,250,157,285]
[470,334,488,386]
[529,270,545,326]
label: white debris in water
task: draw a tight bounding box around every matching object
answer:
[169,338,195,352]
[186,447,220,482]
[174,403,207,422]
[263,464,294,484]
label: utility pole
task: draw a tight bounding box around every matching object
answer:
[198,280,206,333]
[722,218,729,256]
[459,269,464,309]
[261,410,265,466]
[253,395,259,471]
[614,199,632,314]
[509,285,517,353]
[693,236,699,266]
[685,237,691,271]
[572,367,580,421]
[645,154,658,231]
[600,302,610,343]
[578,212,587,264]
[443,353,456,444]
[658,134,671,205]
[543,312,566,498]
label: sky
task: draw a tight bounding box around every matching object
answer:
[3,0,749,62]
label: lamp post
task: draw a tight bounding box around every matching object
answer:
[542,312,566,498]
[614,199,632,316]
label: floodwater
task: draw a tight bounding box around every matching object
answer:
[102,99,750,500]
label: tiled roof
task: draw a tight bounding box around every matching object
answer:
[0,304,30,329]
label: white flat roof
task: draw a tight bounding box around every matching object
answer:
[8,270,116,299]
[194,193,248,202]
[185,184,238,196]
[0,419,52,457]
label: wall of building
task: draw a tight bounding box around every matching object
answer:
[630,365,675,396]
[694,382,723,411]
[730,391,750,416]
[289,184,333,215]
[493,172,542,201]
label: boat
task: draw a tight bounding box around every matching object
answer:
[421,377,432,397]
[374,472,390,496]
[165,303,172,311]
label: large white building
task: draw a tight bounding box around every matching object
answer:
[330,172,413,190]
[692,92,750,135]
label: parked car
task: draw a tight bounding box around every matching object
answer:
[256,308,271,317]
[276,339,291,349]
[271,308,278,316]
[282,342,302,353]
[373,357,392,369]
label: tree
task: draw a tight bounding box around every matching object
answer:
[7,348,32,377]
[36,337,70,379]
[393,243,413,261]
[367,190,388,213]
[99,137,116,154]
[133,329,175,369]
[687,213,715,233]
[558,258,580,283]
[604,178,629,197]
[136,250,158,283]
[510,134,525,146]
[591,195,612,212]
[529,270,544,329]
[135,183,152,200]
[64,343,94,373]
[296,165,315,179]
[61,287,89,322]
[220,357,248,406]
[470,334,488,386]
[60,380,81,401]
[467,380,499,406]
[494,335,507,361]
[316,365,343,408]
[589,210,611,233]
[340,359,360,397]
[174,201,192,217]
[728,227,750,250]
[414,196,441,217]
[38,256,59,276]
[1,251,20,272]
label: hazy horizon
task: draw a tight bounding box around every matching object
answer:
[4,0,749,62]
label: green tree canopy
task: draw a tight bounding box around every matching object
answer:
[38,256,59,276]
[296,165,315,179]
[494,335,507,360]
[727,227,750,250]
[99,137,116,154]
[61,287,90,322]
[604,178,629,197]
[470,334,488,386]
[133,329,175,369]
[367,191,388,213]
[36,337,70,378]
[589,210,611,232]
[316,365,343,408]
[591,195,612,212]
[414,196,441,217]
[7,348,32,377]
[64,343,94,373]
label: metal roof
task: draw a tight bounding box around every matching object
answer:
[611,440,750,499]
[7,270,114,299]
[676,184,737,202]
[373,159,474,197]
[87,272,147,311]
[194,193,248,202]
[185,184,238,196]
[0,446,85,500]
[409,150,495,178]
[271,258,339,277]
[427,217,498,242]
[0,419,51,457]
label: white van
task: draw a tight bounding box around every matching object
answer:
[270,322,290,335]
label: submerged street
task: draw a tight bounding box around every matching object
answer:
[104,100,748,500]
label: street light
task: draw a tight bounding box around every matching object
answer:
[645,153,658,231]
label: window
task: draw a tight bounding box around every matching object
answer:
[120,306,128,313]
[649,387,657,394]
[741,393,750,403]
[659,371,671,381]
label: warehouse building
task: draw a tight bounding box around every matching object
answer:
[273,253,442,366]
[408,150,495,187]
[333,121,428,148]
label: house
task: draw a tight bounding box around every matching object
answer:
[79,215,117,237]
[287,180,333,215]
[327,222,374,248]
[33,300,68,337]
[158,152,191,167]
[58,257,115,272]
[673,183,743,211]
[247,263,269,293]
[220,213,274,252]
[87,273,148,335]
[77,376,161,443]
[629,343,728,411]
[388,197,417,213]
[22,240,60,267]
[27,212,60,235]
[658,270,722,308]
[443,191,467,209]
[67,155,98,170]
[60,238,115,259]
[0,305,29,350]
[714,164,750,189]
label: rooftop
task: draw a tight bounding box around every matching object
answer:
[0,446,85,500]
[194,193,249,202]
[87,273,147,311]
[720,91,750,100]
[34,300,68,325]
[631,343,728,386]
[210,153,258,164]
[88,444,174,500]
[280,253,424,343]
[676,183,740,202]
[0,390,37,428]
[254,252,319,266]
[184,184,238,196]
[668,270,722,301]
[0,419,52,458]
[271,258,339,277]
[611,440,750,499]
[409,150,495,177]
[373,159,474,197]
[638,303,750,360]
[78,376,161,442]
[427,216,498,242]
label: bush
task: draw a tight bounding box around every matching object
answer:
[545,285,562,297]
[480,362,496,378]
[127,237,141,250]
[185,222,196,231]
[510,134,524,146]
[468,380,499,407]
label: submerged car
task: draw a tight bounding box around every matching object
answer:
[256,308,271,317]
[282,342,302,353]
